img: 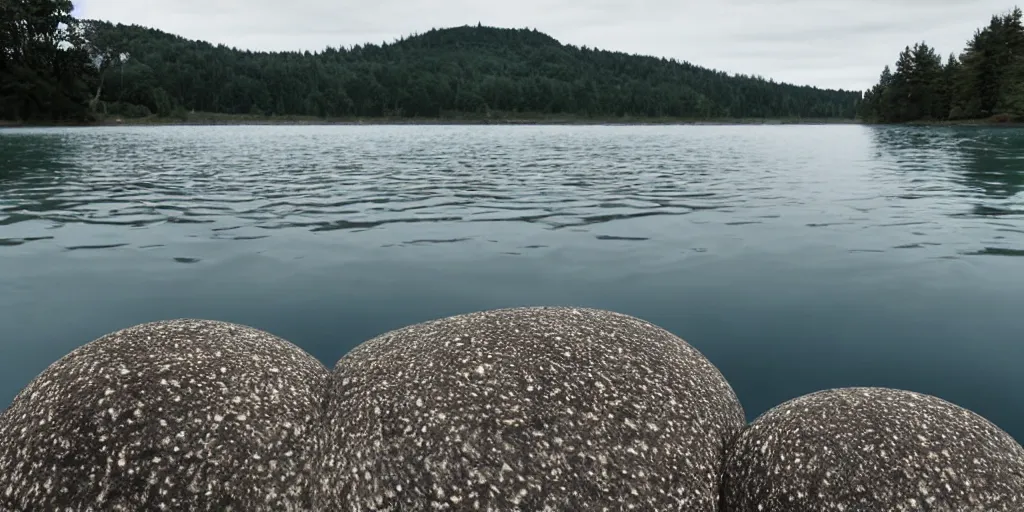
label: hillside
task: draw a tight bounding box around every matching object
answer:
[82,22,861,121]
[2,0,862,122]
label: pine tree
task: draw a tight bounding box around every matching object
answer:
[0,0,95,121]
[863,5,1024,123]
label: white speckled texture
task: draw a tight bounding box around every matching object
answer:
[722,387,1024,512]
[319,306,746,511]
[0,319,327,512]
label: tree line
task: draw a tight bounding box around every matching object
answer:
[0,0,95,121]
[2,0,863,122]
[859,7,1024,123]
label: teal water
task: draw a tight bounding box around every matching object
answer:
[1,125,1022,440]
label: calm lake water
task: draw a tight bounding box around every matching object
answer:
[1,124,1023,440]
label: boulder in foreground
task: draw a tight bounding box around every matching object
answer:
[321,306,745,510]
[722,387,1024,512]
[0,319,328,512]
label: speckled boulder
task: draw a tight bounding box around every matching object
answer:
[722,387,1024,512]
[0,319,327,512]
[320,307,745,510]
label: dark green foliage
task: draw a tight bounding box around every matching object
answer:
[0,0,96,121]
[72,22,860,120]
[104,101,151,118]
[2,7,865,122]
[861,6,1024,123]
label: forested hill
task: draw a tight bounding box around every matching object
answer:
[2,4,862,122]
[78,22,863,120]
[859,7,1024,123]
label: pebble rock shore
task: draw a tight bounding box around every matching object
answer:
[1,308,1022,512]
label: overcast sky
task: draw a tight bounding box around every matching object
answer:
[73,0,1019,91]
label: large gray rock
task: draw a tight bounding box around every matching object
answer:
[0,319,327,512]
[722,387,1024,512]
[320,307,745,510]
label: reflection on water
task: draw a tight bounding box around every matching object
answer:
[1,125,1023,440]
[869,126,1024,257]
[872,126,1024,196]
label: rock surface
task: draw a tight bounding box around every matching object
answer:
[722,387,1024,512]
[320,306,745,510]
[0,319,327,512]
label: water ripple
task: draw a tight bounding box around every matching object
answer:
[0,125,1022,261]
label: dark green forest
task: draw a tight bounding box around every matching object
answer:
[1,0,96,121]
[859,7,1024,123]
[2,0,864,123]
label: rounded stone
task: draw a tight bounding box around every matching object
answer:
[0,319,328,512]
[722,387,1024,512]
[321,306,745,510]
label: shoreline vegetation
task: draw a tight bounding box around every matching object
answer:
[3,112,864,128]
[3,2,1022,127]
[858,7,1024,124]
[5,2,861,125]
[6,112,1024,128]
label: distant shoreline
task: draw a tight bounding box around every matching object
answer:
[901,119,1024,128]
[1,113,862,128]
[5,114,1023,129]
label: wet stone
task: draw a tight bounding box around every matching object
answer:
[722,387,1024,512]
[320,306,745,510]
[0,319,328,512]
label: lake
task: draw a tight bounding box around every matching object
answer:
[1,124,1022,441]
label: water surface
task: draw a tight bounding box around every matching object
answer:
[1,125,1022,440]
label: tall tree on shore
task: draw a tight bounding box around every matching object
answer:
[859,66,891,122]
[996,8,1024,117]
[940,53,960,119]
[0,0,95,121]
[910,42,945,120]
[862,6,1024,123]
[80,19,129,113]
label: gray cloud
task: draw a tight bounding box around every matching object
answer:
[74,0,1020,90]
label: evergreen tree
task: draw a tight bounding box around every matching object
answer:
[909,43,944,120]
[0,0,95,121]
[940,53,960,119]
[3,19,863,122]
[863,6,1024,123]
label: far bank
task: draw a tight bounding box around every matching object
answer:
[3,112,863,128]
[9,113,1024,128]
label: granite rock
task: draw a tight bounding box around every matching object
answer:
[320,306,745,511]
[0,319,327,512]
[722,387,1024,512]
